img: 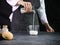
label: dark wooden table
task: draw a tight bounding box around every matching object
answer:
[0,32,60,45]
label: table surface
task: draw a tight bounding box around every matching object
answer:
[0,32,60,45]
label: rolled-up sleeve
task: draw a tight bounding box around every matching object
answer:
[6,0,19,6]
[6,0,19,11]
[37,0,48,24]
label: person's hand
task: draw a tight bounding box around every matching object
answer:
[44,23,54,32]
[17,0,32,12]
[46,25,54,32]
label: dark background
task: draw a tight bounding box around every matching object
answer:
[44,0,60,32]
[0,0,60,32]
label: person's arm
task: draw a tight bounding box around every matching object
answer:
[37,0,54,32]
[6,0,19,6]
[37,0,48,24]
[6,0,22,12]
[6,0,32,12]
[6,0,25,6]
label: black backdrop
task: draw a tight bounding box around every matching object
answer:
[0,0,60,32]
[45,0,60,32]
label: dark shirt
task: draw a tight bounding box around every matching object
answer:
[0,0,12,30]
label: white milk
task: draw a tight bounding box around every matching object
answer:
[29,30,38,35]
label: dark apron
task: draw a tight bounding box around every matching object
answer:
[0,0,12,30]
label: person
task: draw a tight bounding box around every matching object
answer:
[0,0,54,40]
[6,0,54,32]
